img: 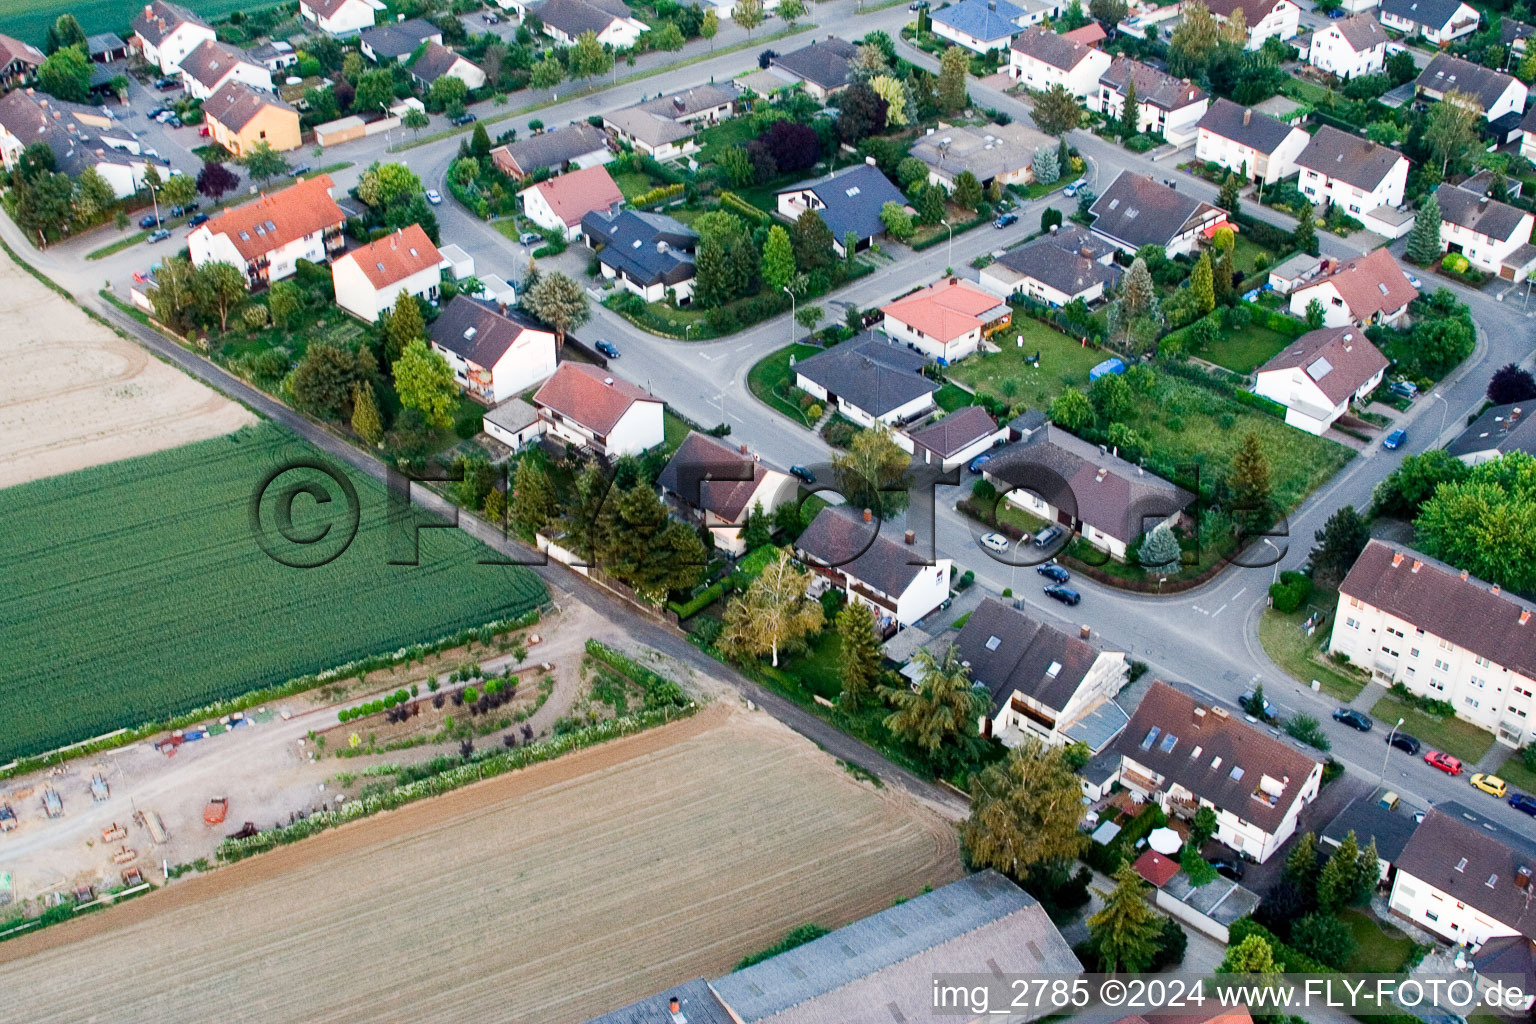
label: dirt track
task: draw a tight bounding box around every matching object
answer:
[0,704,961,1023]
[0,249,252,488]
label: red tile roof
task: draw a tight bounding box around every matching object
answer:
[199,174,343,262]
[533,363,658,434]
[1300,248,1417,323]
[1062,22,1107,46]
[1133,849,1180,888]
[527,164,623,228]
[881,278,1006,344]
[334,223,441,289]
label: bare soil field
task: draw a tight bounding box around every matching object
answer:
[0,705,961,1023]
[0,249,252,488]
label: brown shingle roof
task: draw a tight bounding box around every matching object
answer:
[953,596,1106,713]
[1100,56,1206,112]
[1339,540,1536,677]
[1203,0,1287,21]
[656,431,769,523]
[1437,183,1532,243]
[201,79,296,134]
[906,406,999,459]
[132,0,211,47]
[334,223,440,290]
[408,41,478,85]
[1394,804,1536,939]
[1296,125,1407,192]
[303,0,369,20]
[0,33,44,72]
[1256,325,1387,405]
[179,39,258,90]
[197,174,343,261]
[1011,26,1098,72]
[1114,680,1322,835]
[1298,248,1417,323]
[533,362,658,434]
[1331,13,1388,51]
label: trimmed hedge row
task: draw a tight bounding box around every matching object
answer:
[632,183,685,209]
[1083,802,1166,874]
[668,579,729,620]
[719,190,772,225]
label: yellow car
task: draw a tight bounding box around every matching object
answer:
[1470,773,1508,798]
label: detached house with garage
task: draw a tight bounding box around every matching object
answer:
[1114,680,1324,863]
[931,0,1028,54]
[331,223,444,323]
[1448,402,1536,465]
[1195,98,1309,185]
[1253,325,1388,435]
[766,37,857,101]
[0,90,153,199]
[796,506,951,630]
[187,174,345,287]
[299,0,385,36]
[407,42,487,91]
[1330,540,1536,749]
[793,334,939,428]
[1287,248,1418,328]
[955,597,1131,751]
[582,208,698,303]
[880,277,1012,364]
[1379,0,1480,44]
[658,432,797,555]
[522,164,623,240]
[1203,0,1302,49]
[1308,14,1388,80]
[1295,125,1409,225]
[904,406,1007,471]
[908,120,1054,192]
[179,40,272,100]
[602,83,737,160]
[534,0,648,48]
[1010,27,1111,97]
[978,224,1121,305]
[533,363,664,456]
[490,122,612,180]
[201,80,301,156]
[428,296,557,405]
[1437,183,1536,281]
[1416,54,1529,123]
[359,18,441,63]
[1089,171,1230,258]
[1089,57,1209,146]
[131,0,216,74]
[775,162,907,257]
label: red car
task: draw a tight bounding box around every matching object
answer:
[1425,750,1463,775]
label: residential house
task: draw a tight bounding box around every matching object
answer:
[187,174,345,286]
[1416,54,1528,122]
[407,42,487,91]
[299,0,385,35]
[482,398,543,452]
[931,0,1027,54]
[429,296,559,404]
[792,334,939,428]
[1330,540,1536,748]
[1091,58,1209,145]
[1437,183,1536,280]
[657,432,797,554]
[523,164,623,240]
[1502,16,1536,58]
[981,426,1195,562]
[1389,803,1536,952]
[795,505,951,629]
[767,37,857,101]
[1013,0,1065,25]
[330,223,444,323]
[533,362,664,456]
[1195,98,1310,185]
[881,277,1011,363]
[201,80,301,156]
[1089,171,1230,258]
[1379,0,1480,43]
[84,33,130,64]
[1010,26,1112,97]
[908,120,1054,191]
[1321,790,1421,883]
[978,224,1121,304]
[1253,325,1388,435]
[1114,680,1325,863]
[1203,0,1302,49]
[601,83,737,160]
[955,597,1131,750]
[1287,248,1418,328]
[582,208,698,303]
[1308,13,1388,79]
[179,40,273,100]
[1063,21,1108,46]
[534,0,648,47]
[131,0,216,74]
[904,406,1006,470]
[0,89,155,199]
[1295,125,1409,218]
[1447,402,1536,464]
[1524,106,1536,161]
[359,18,442,63]
[774,162,907,257]
[249,40,299,74]
[490,122,612,180]
[0,33,43,87]
[1266,251,1323,294]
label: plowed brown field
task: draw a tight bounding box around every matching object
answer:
[0,705,961,1023]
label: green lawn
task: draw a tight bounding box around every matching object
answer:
[947,318,1105,412]
[1369,692,1496,765]
[1339,908,1418,973]
[87,230,152,260]
[1498,750,1536,793]
[934,382,974,412]
[1193,322,1293,375]
[0,0,249,42]
[779,629,844,702]
[696,117,759,167]
[611,168,661,201]
[1257,605,1366,701]
[748,343,823,425]
[663,409,692,449]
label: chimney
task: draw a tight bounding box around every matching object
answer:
[1193,706,1207,728]
[863,507,873,523]
[950,276,958,285]
[1512,407,1523,424]
[1391,552,1404,567]
[145,4,153,19]
[1080,624,1090,639]
[1494,584,1502,595]
[1243,108,1252,126]
[1411,560,1422,573]
[670,997,681,1013]
[865,155,877,166]
[497,301,507,316]
[739,443,749,454]
[904,529,915,545]
[1521,610,1531,625]
[1461,569,1470,580]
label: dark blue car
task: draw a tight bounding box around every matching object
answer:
[1383,428,1407,450]
[1510,792,1536,816]
[1037,564,1070,583]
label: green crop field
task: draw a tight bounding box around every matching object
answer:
[0,422,545,762]
[0,0,250,47]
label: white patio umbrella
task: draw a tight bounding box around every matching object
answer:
[1148,827,1182,855]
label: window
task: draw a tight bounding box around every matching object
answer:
[1347,617,1360,629]
[1455,858,1467,872]
[1426,910,1440,922]
[1430,680,1446,692]
[1440,638,1454,651]
[1434,658,1450,672]
[1475,655,1491,668]
[1409,648,1420,658]
[1465,696,1480,709]
[1387,627,1405,639]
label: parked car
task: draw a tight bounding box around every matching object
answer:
[981,532,1010,553]
[908,0,929,8]
[1239,688,1273,718]
[1382,428,1407,450]
[594,340,620,358]
[1378,791,1400,811]
[425,188,442,205]
[1033,525,1063,548]
[147,228,171,243]
[1385,731,1421,755]
[147,106,166,118]
[155,78,180,91]
[1333,708,1372,732]
[1327,6,1347,15]
[1063,182,1078,197]
[451,111,477,125]
[187,212,210,228]
[1044,584,1081,606]
[518,231,543,245]
[1388,380,1418,399]
[968,453,993,473]
[993,212,1018,229]
[169,202,198,217]
[1037,563,1070,583]
[789,465,815,484]
[139,214,160,229]
[166,115,181,128]
[1470,773,1508,797]
[1405,273,1422,289]
[482,10,500,21]
[1209,857,1245,881]
[1424,750,1463,775]
[292,164,311,176]
[1509,792,1536,816]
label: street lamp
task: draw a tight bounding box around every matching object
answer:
[1381,717,1405,785]
[1262,537,1281,585]
[1431,391,1449,438]
[783,285,796,343]
[942,218,954,269]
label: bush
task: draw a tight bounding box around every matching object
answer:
[1285,713,1331,752]
[1387,682,1454,718]
[1268,570,1313,613]
[631,182,685,208]
[1125,135,1159,153]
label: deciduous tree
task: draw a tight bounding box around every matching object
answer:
[836,81,888,143]
[196,160,238,201]
[719,548,824,666]
[1489,362,1536,404]
[353,68,396,112]
[240,142,291,187]
[1372,448,1469,519]
[357,161,423,209]
[384,291,425,363]
[778,0,807,25]
[701,9,719,49]
[570,30,613,83]
[37,45,91,103]
[733,0,764,37]
[1425,91,1480,176]
[160,173,197,210]
[1048,386,1094,432]
[1304,297,1326,329]
[522,271,590,340]
[834,423,910,514]
[1415,451,1536,592]
[960,738,1089,875]
[530,55,564,97]
[394,338,458,428]
[869,74,908,125]
[148,254,197,327]
[193,260,248,332]
[879,200,914,240]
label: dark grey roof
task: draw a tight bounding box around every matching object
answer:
[1395,802,1536,939]
[1437,183,1531,241]
[710,871,1079,1023]
[1381,0,1477,31]
[1099,56,1206,112]
[583,979,734,1024]
[1447,401,1536,459]
[1502,16,1536,46]
[795,504,931,598]
[995,227,1121,298]
[1417,53,1521,112]
[954,596,1113,714]
[932,0,1028,44]
[1197,98,1300,155]
[428,295,548,368]
[497,121,610,176]
[1009,408,1047,434]
[791,334,937,419]
[0,89,140,179]
[535,0,631,37]
[582,208,697,287]
[179,39,259,90]
[771,37,857,91]
[86,33,127,57]
[359,17,440,59]
[1089,171,1224,251]
[1011,25,1099,72]
[1295,126,1406,192]
[906,406,999,459]
[483,397,539,433]
[1330,13,1388,50]
[657,431,768,522]
[408,41,477,85]
[1321,792,1421,865]
[777,163,906,245]
[132,0,211,48]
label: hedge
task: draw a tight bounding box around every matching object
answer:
[582,639,689,709]
[631,183,685,209]
[667,579,728,620]
[912,211,989,251]
[1083,802,1166,874]
[719,190,772,225]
